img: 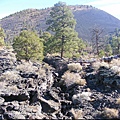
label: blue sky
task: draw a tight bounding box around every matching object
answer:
[0,0,120,19]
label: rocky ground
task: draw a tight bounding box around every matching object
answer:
[0,47,120,119]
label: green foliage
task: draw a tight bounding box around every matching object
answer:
[41,32,52,41]
[46,2,76,31]
[40,32,54,55]
[105,44,112,56]
[99,50,105,57]
[112,36,120,54]
[12,30,44,61]
[107,28,120,55]
[0,27,5,46]
[46,2,86,58]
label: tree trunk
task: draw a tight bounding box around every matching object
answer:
[96,33,99,56]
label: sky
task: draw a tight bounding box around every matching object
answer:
[0,0,120,20]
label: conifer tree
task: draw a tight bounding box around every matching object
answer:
[112,36,120,54]
[105,44,112,56]
[107,28,120,55]
[46,2,85,58]
[40,31,52,55]
[13,30,44,61]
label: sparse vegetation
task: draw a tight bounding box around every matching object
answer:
[7,85,19,92]
[0,27,5,47]
[102,107,119,119]
[16,60,38,73]
[110,66,120,74]
[116,98,120,105]
[0,71,20,82]
[62,71,86,86]
[75,78,86,86]
[92,61,109,70]
[67,63,82,72]
[70,108,83,119]
[110,58,120,66]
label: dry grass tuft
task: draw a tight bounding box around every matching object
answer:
[42,63,53,70]
[116,98,120,105]
[8,85,19,92]
[75,78,86,86]
[102,107,119,119]
[92,61,109,70]
[62,71,86,86]
[67,63,82,72]
[70,108,83,119]
[110,66,120,74]
[37,68,46,77]
[110,58,120,66]
[0,71,20,81]
[16,61,38,72]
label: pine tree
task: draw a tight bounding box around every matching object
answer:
[108,28,120,55]
[46,2,85,58]
[12,30,44,61]
[40,31,52,55]
[105,44,112,56]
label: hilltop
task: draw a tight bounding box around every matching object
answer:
[0,5,120,42]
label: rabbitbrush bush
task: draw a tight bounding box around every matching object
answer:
[67,63,82,72]
[102,107,119,119]
[116,98,120,105]
[62,71,86,86]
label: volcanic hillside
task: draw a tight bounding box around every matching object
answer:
[0,5,120,42]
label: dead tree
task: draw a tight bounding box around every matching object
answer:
[91,27,104,56]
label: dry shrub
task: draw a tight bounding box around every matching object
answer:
[67,63,82,72]
[72,92,91,103]
[37,68,46,77]
[62,71,86,86]
[16,61,38,72]
[70,108,83,119]
[110,58,120,66]
[7,85,19,92]
[42,63,53,70]
[75,78,86,86]
[116,98,120,105]
[37,63,53,78]
[110,66,120,74]
[0,71,20,81]
[92,61,109,70]
[0,82,7,89]
[102,107,119,119]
